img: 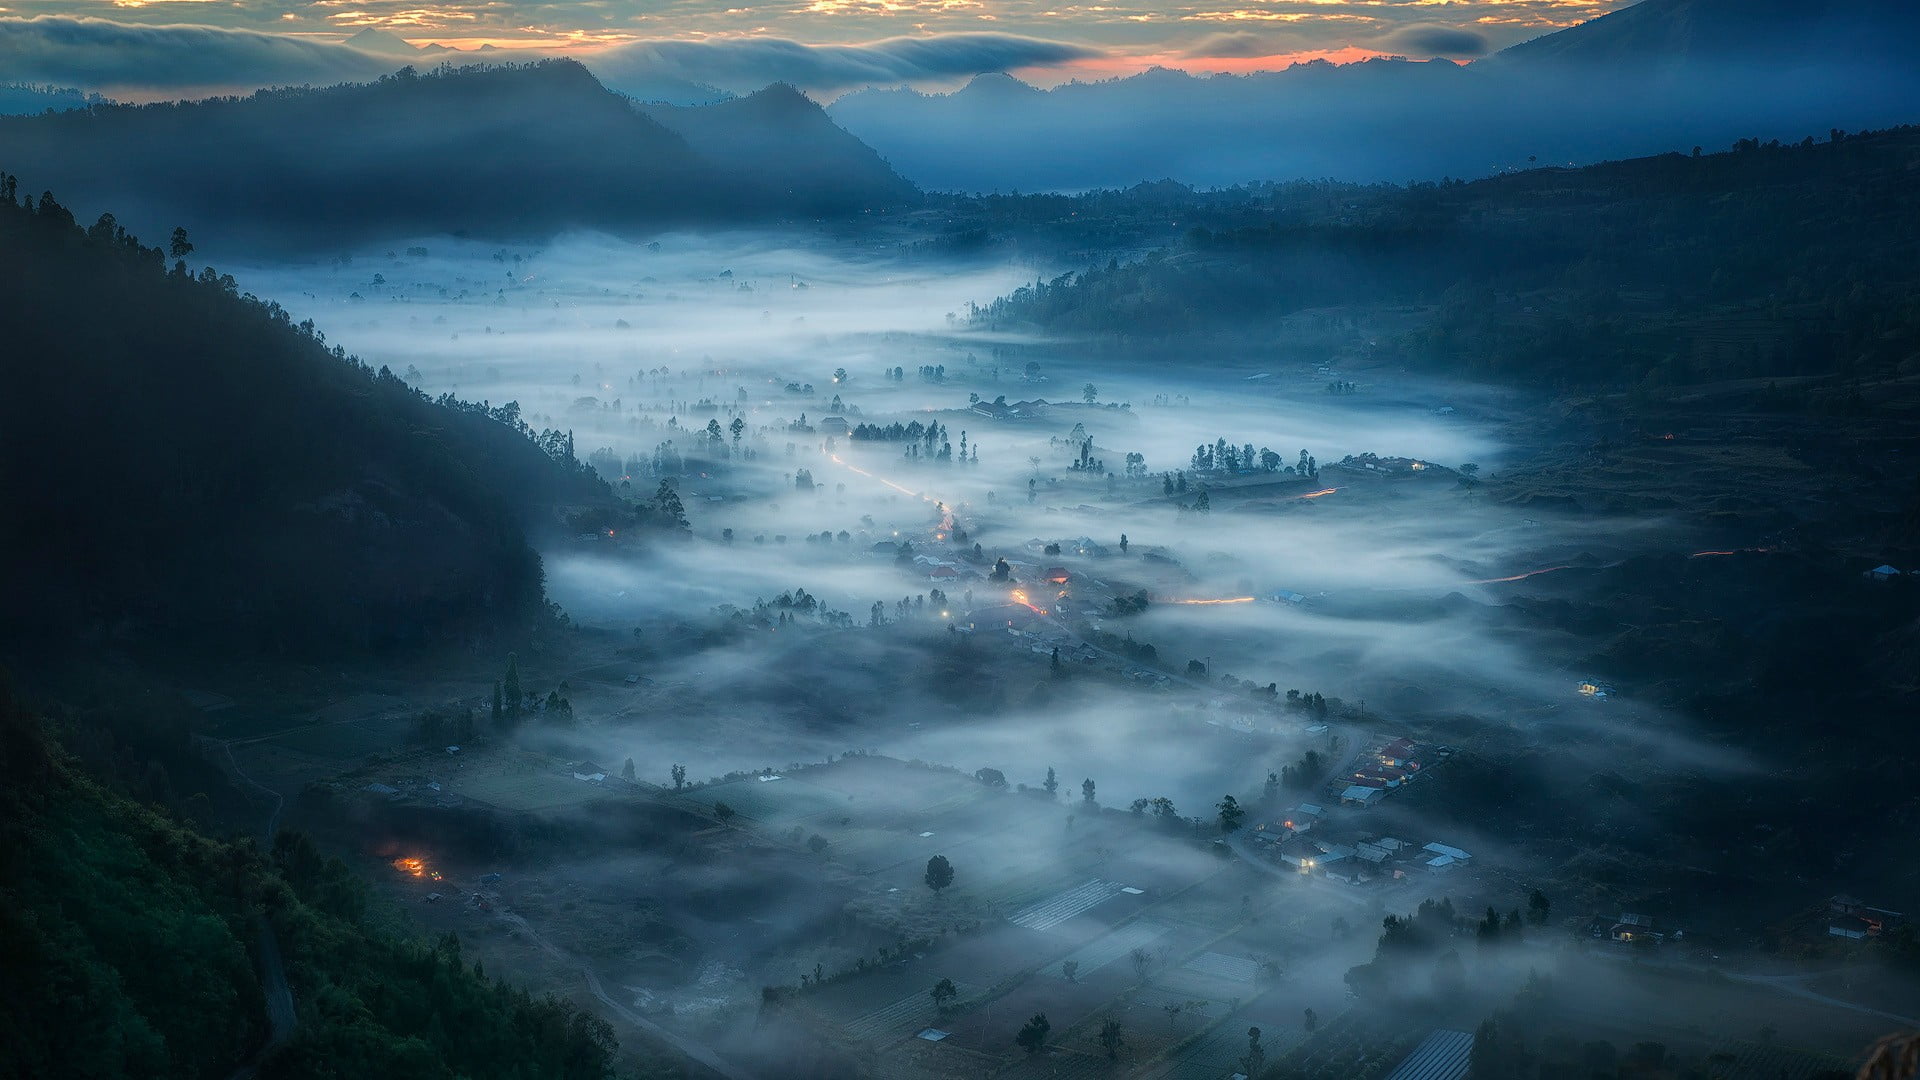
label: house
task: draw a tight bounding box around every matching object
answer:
[1828,895,1903,937]
[1425,854,1458,872]
[1345,776,1388,790]
[1355,841,1395,866]
[1421,842,1472,864]
[1271,590,1307,605]
[929,565,960,579]
[1276,835,1323,871]
[1043,567,1071,584]
[1608,913,1662,943]
[819,416,851,437]
[1385,1030,1473,1080]
[1378,738,1421,768]
[1355,765,1408,787]
[1866,564,1902,583]
[1340,784,1380,807]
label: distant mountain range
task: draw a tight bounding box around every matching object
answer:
[828,0,1920,191]
[0,60,914,248]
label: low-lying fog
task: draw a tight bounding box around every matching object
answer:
[234,231,1726,810]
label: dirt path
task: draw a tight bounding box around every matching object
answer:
[494,909,758,1080]
[207,739,299,1080]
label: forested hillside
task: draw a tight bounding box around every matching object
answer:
[972,125,1920,389]
[0,181,606,655]
[0,683,629,1079]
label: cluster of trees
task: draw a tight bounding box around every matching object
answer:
[1189,440,1316,477]
[1286,690,1332,720]
[1273,750,1326,793]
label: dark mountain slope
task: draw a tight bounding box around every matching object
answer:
[970,125,1920,387]
[0,60,913,248]
[0,183,605,655]
[0,686,629,1079]
[639,83,917,213]
[1493,0,1920,72]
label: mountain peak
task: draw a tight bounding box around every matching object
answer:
[959,71,1039,96]
[343,27,421,57]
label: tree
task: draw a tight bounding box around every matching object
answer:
[1216,794,1245,834]
[930,978,958,1012]
[1082,778,1096,804]
[1083,382,1098,404]
[1303,1007,1317,1032]
[1119,532,1128,553]
[1130,947,1152,983]
[503,654,521,724]
[925,855,954,894]
[670,763,686,790]
[1241,1027,1265,1076]
[168,225,193,261]
[807,834,829,854]
[1194,490,1210,514]
[1043,767,1059,798]
[1098,1018,1124,1059]
[1527,888,1551,926]
[714,802,735,823]
[1061,959,1079,982]
[975,767,1007,788]
[621,758,635,781]
[1015,1014,1050,1056]
[654,479,688,528]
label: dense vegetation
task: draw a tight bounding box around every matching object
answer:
[0,60,916,247]
[973,125,1920,389]
[0,181,606,656]
[0,683,624,1079]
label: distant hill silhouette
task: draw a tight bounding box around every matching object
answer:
[828,0,1920,191]
[0,60,917,248]
[0,182,607,655]
[639,83,916,214]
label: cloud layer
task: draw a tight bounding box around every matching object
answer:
[0,17,396,93]
[0,16,1104,97]
[591,34,1107,93]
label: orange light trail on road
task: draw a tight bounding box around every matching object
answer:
[1299,488,1337,499]
[1467,566,1570,585]
[1009,589,1048,615]
[1172,597,1257,605]
[828,453,923,500]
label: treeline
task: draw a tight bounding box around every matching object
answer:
[0,183,606,655]
[0,685,632,1079]
[974,125,1920,388]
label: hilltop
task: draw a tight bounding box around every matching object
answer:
[0,60,918,248]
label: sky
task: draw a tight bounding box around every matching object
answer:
[0,0,1633,96]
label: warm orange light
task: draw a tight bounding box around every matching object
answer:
[1467,566,1568,585]
[1299,488,1337,499]
[1173,597,1255,605]
[393,857,427,878]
